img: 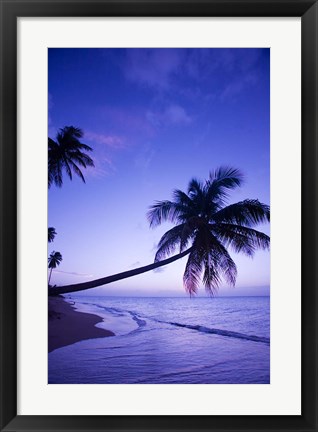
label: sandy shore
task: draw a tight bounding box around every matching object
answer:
[48,295,114,353]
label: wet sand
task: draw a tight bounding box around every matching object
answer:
[48,295,114,353]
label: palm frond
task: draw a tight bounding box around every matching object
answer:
[51,159,63,187]
[202,261,221,296]
[213,199,270,226]
[155,223,195,262]
[179,222,195,253]
[48,227,57,243]
[48,170,53,188]
[204,166,244,206]
[155,224,186,262]
[147,201,185,228]
[172,189,193,207]
[212,223,270,256]
[48,137,58,151]
[63,157,73,180]
[187,178,204,199]
[48,138,59,188]
[71,142,94,152]
[209,166,244,189]
[59,126,84,140]
[183,248,203,296]
[48,126,94,187]
[210,240,237,288]
[68,160,86,183]
[196,228,237,295]
[68,151,94,168]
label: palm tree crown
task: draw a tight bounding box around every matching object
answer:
[48,251,63,285]
[147,167,270,296]
[48,126,94,188]
[48,251,63,269]
[48,227,57,243]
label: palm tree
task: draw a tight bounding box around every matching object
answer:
[147,167,269,295]
[48,167,269,296]
[48,251,63,285]
[48,126,94,188]
[48,227,57,243]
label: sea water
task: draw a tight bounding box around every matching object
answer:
[48,296,270,384]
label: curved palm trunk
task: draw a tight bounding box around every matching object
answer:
[48,247,193,296]
[48,268,53,285]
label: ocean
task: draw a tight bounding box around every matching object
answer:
[48,295,270,384]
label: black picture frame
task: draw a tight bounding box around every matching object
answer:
[0,0,317,431]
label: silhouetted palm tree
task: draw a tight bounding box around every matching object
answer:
[147,167,269,295]
[48,227,57,243]
[48,126,94,188]
[49,167,269,296]
[48,251,63,285]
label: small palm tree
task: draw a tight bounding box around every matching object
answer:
[48,126,94,188]
[49,167,270,296]
[48,227,57,243]
[48,251,63,285]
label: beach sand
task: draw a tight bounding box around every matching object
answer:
[48,295,114,352]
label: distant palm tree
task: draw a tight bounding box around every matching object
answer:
[49,167,270,296]
[48,251,63,285]
[48,126,94,188]
[48,227,57,243]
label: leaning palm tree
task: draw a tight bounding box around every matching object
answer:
[147,167,269,295]
[48,251,63,285]
[48,126,94,188]
[48,227,57,243]
[49,167,269,296]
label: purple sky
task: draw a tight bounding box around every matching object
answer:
[48,48,270,297]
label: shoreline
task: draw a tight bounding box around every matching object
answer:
[48,295,115,353]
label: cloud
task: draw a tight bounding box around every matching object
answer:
[82,140,118,179]
[122,48,264,104]
[147,104,192,128]
[152,267,165,273]
[183,48,263,101]
[164,104,192,124]
[85,155,116,179]
[85,131,125,149]
[134,143,155,170]
[220,72,258,101]
[187,48,261,77]
[124,49,183,90]
[55,270,93,278]
[82,130,127,179]
[220,81,245,101]
[100,106,155,138]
